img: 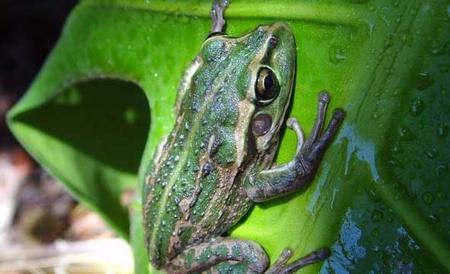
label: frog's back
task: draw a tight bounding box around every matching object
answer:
[143,23,296,268]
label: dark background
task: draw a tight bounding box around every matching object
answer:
[0,0,78,149]
[0,0,116,248]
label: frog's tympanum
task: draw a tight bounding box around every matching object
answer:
[143,1,345,273]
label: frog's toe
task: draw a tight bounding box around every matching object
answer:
[332,108,346,121]
[265,248,330,274]
[318,90,331,103]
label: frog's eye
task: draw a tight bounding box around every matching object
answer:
[252,113,272,136]
[255,67,279,102]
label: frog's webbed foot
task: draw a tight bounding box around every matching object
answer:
[265,248,330,274]
[210,0,229,34]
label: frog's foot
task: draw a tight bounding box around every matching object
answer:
[166,237,268,274]
[244,91,345,202]
[210,0,229,34]
[265,248,330,274]
[295,91,345,165]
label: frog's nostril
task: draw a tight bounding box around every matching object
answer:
[269,36,279,48]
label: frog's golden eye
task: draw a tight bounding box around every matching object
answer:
[252,113,272,136]
[255,67,279,102]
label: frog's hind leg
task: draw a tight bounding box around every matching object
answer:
[265,248,330,274]
[166,237,268,274]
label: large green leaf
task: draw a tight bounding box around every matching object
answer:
[7,0,449,273]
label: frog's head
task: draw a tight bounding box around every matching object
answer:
[244,23,296,155]
[197,23,296,166]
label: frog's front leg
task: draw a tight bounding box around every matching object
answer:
[245,91,345,202]
[165,237,269,274]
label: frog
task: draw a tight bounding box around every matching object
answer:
[143,1,345,273]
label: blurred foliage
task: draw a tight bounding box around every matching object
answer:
[7,0,449,273]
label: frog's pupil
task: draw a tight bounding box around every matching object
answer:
[252,113,272,136]
[264,74,274,92]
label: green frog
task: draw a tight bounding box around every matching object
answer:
[143,1,345,273]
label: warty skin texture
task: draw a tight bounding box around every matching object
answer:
[143,23,296,269]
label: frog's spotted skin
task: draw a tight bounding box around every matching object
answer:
[144,23,295,266]
[143,1,345,273]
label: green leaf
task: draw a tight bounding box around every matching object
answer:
[7,0,449,273]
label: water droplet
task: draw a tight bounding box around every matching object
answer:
[439,63,449,73]
[412,160,422,169]
[400,30,413,46]
[429,214,440,223]
[388,158,404,168]
[394,183,407,200]
[329,45,347,64]
[437,122,448,138]
[159,13,169,21]
[398,126,416,141]
[431,47,442,55]
[384,37,393,48]
[367,185,381,202]
[123,107,137,123]
[177,14,191,24]
[426,147,438,159]
[437,191,447,200]
[371,227,380,237]
[371,209,384,222]
[409,97,424,116]
[422,192,434,204]
[417,120,424,129]
[392,88,403,96]
[390,141,403,154]
[436,165,447,177]
[415,72,433,90]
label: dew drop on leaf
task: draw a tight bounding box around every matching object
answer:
[371,227,380,237]
[412,159,422,169]
[329,45,347,64]
[438,63,449,73]
[409,97,424,116]
[398,126,416,141]
[435,164,447,177]
[426,147,438,159]
[390,141,403,154]
[436,122,448,138]
[415,72,434,90]
[422,192,434,205]
[371,209,384,222]
[436,191,447,200]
